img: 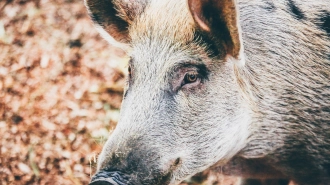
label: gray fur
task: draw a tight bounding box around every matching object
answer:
[85,0,330,184]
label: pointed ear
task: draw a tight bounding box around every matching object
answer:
[188,0,245,66]
[85,0,132,50]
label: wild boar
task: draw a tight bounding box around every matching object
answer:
[85,0,330,184]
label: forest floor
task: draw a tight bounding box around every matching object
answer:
[1,0,127,184]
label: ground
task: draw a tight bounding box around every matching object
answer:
[0,0,241,184]
[1,0,127,184]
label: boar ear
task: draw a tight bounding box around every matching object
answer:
[85,0,131,50]
[188,0,245,66]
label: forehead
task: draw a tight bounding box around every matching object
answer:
[129,0,196,53]
[127,0,202,74]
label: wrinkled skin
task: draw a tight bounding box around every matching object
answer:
[85,0,330,184]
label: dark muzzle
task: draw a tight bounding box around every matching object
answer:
[89,170,129,185]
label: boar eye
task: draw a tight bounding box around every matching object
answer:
[184,72,199,84]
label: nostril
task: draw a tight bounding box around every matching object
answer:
[89,170,128,185]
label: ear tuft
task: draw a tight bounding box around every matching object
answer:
[188,0,211,32]
[85,0,129,44]
[188,0,245,66]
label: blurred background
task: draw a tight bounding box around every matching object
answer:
[0,0,128,184]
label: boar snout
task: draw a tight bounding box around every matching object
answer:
[94,138,182,185]
[89,170,128,185]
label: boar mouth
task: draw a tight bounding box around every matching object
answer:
[89,170,129,185]
[89,169,173,185]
